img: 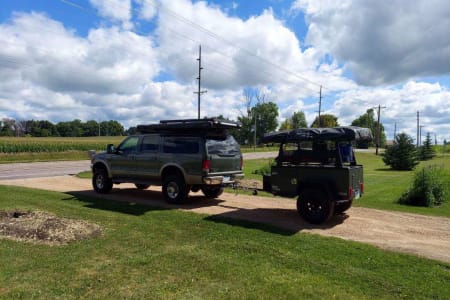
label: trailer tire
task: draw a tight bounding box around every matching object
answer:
[297,188,334,224]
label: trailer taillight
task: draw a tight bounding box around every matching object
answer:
[360,182,364,194]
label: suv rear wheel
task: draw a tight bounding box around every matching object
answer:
[163,174,189,204]
[201,186,224,199]
[93,168,113,194]
[297,188,334,224]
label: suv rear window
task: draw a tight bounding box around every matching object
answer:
[163,137,199,154]
[206,135,240,156]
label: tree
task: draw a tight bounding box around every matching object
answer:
[419,132,436,160]
[310,114,339,128]
[0,118,15,136]
[251,102,278,143]
[280,111,307,130]
[351,109,386,147]
[235,88,277,145]
[100,120,124,136]
[382,133,419,170]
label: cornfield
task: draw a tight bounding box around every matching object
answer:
[0,137,124,153]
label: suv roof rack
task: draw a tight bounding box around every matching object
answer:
[137,118,241,134]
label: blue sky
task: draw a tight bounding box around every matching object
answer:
[0,0,449,142]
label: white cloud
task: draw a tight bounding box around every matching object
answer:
[331,81,450,142]
[155,0,341,91]
[292,0,450,85]
[90,0,133,29]
[135,0,158,20]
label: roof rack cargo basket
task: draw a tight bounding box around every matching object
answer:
[137,118,241,134]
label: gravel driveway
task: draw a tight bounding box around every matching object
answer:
[1,175,449,263]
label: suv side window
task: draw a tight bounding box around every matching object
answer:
[117,136,139,154]
[163,137,199,154]
[141,135,160,152]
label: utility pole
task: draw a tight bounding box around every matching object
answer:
[419,125,425,146]
[318,85,322,127]
[254,113,257,151]
[416,111,420,147]
[374,104,386,155]
[393,122,397,140]
[435,133,437,145]
[194,45,207,119]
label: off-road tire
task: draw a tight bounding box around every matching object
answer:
[135,184,150,190]
[201,186,224,198]
[297,188,335,224]
[162,174,189,204]
[92,168,113,194]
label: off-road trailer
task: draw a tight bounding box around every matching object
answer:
[260,126,373,224]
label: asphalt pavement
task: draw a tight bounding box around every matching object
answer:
[0,152,278,181]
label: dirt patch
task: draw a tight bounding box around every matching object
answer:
[0,210,101,245]
[1,175,450,263]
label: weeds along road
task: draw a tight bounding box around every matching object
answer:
[0,152,278,180]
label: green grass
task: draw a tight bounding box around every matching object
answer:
[0,185,449,299]
[354,152,450,217]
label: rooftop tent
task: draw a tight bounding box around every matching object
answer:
[136,118,241,134]
[262,126,373,143]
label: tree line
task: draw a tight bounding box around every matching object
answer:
[1,94,386,145]
[0,119,125,137]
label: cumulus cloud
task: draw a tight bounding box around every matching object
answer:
[155,0,342,91]
[90,0,133,29]
[331,81,450,141]
[292,0,450,85]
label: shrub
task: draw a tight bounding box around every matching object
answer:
[398,166,449,207]
[382,133,419,170]
[419,132,436,160]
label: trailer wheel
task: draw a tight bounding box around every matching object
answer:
[297,188,334,224]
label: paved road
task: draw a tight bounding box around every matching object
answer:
[0,160,91,180]
[0,150,378,181]
[0,152,278,180]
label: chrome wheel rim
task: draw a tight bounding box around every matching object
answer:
[167,182,179,199]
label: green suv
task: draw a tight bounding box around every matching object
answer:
[90,119,244,203]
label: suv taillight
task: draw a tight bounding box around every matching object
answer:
[348,187,354,199]
[202,159,210,173]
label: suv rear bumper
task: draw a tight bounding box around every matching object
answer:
[203,173,244,185]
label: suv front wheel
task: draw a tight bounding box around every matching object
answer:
[93,168,113,194]
[163,174,189,204]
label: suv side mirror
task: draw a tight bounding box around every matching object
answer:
[106,144,115,154]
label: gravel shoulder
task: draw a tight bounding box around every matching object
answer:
[1,175,449,263]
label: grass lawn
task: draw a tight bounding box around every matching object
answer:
[0,185,449,299]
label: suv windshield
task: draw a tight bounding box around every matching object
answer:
[206,135,240,156]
